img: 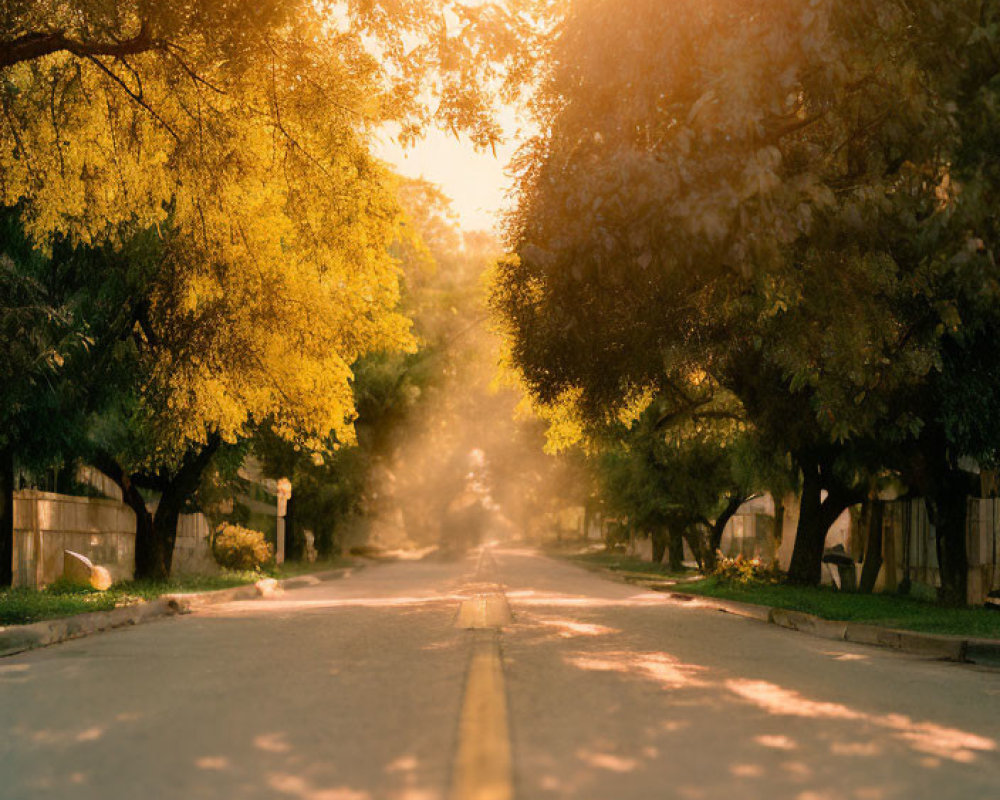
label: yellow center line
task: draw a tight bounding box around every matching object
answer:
[450,631,513,800]
[450,547,514,800]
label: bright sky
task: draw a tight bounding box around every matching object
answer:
[375,121,525,234]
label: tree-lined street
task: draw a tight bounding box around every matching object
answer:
[3,549,997,799]
[5,3,1000,797]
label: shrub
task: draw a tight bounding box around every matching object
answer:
[712,553,781,586]
[212,523,273,571]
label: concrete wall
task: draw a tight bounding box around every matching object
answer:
[172,513,219,576]
[718,495,789,564]
[596,491,1000,603]
[13,490,136,588]
[626,535,653,561]
[12,490,218,588]
[718,493,1000,604]
[967,498,1000,603]
[880,497,1000,605]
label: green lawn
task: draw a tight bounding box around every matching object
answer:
[563,550,696,578]
[682,578,1000,639]
[563,550,1000,640]
[0,558,352,627]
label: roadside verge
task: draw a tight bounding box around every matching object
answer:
[570,559,1000,666]
[0,565,363,659]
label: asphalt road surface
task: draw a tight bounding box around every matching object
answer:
[2,548,998,800]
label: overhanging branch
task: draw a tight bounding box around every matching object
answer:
[1,23,159,70]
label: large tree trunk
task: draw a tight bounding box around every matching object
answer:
[667,526,685,572]
[925,473,969,607]
[787,461,856,586]
[0,449,14,586]
[650,527,667,564]
[787,461,824,585]
[149,486,185,580]
[144,435,222,580]
[315,524,338,559]
[127,484,158,581]
[683,527,706,571]
[285,493,305,562]
[772,496,785,551]
[858,498,885,594]
[93,452,156,582]
[905,433,972,607]
[96,435,220,582]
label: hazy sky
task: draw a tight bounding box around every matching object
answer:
[375,122,525,234]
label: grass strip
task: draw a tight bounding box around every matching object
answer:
[564,549,1000,640]
[0,558,351,626]
[562,550,695,579]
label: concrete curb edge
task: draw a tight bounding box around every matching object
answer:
[661,588,997,664]
[0,564,364,659]
[564,557,1000,666]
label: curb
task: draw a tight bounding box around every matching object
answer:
[0,565,363,659]
[160,566,359,612]
[703,597,773,624]
[0,598,183,659]
[662,588,995,664]
[568,558,1000,666]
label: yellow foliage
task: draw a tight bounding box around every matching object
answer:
[1,10,415,455]
[616,387,655,427]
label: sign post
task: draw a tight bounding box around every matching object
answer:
[276,477,292,565]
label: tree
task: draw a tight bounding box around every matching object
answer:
[1,1,562,579]
[578,391,758,572]
[0,211,88,584]
[249,175,491,561]
[493,0,1000,601]
[0,1,554,246]
[0,198,410,581]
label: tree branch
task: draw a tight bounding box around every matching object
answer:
[1,23,158,70]
[83,53,180,141]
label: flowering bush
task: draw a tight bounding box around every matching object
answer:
[712,553,782,586]
[212,524,272,571]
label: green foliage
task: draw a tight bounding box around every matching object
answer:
[567,550,692,577]
[0,0,548,478]
[0,2,565,582]
[0,586,122,625]
[492,0,1000,596]
[0,573,273,625]
[589,393,756,554]
[497,0,1000,440]
[212,523,273,571]
[0,210,90,465]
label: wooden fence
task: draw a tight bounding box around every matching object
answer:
[12,490,217,588]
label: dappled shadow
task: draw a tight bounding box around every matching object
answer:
[534,619,619,639]
[566,650,708,690]
[496,548,1000,800]
[196,594,465,616]
[0,557,472,799]
[507,625,1000,797]
[505,588,714,610]
[725,679,996,764]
